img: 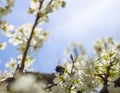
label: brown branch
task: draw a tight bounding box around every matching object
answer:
[18,0,44,72]
[99,85,109,93]
[99,77,120,93]
[48,0,54,5]
[99,60,115,93]
[98,74,105,81]
[96,59,114,86]
[104,61,114,86]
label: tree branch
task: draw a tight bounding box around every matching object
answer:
[18,0,44,72]
[99,77,120,93]
[104,61,114,86]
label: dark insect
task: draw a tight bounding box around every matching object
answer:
[55,65,65,75]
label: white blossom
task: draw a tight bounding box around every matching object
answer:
[17,55,35,70]
[0,42,7,50]
[5,58,17,72]
[0,0,15,19]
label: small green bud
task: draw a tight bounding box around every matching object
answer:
[70,54,74,61]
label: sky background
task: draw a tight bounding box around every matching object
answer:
[0,0,120,73]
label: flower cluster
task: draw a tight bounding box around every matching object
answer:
[0,0,15,50]
[0,0,14,19]
[0,0,15,34]
[5,55,36,73]
[94,37,120,85]
[8,23,48,52]
[0,20,14,50]
[28,0,66,23]
[50,38,120,93]
[1,22,48,72]
[50,43,99,93]
[0,0,65,74]
[28,0,66,14]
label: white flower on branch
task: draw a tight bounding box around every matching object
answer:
[0,21,14,37]
[0,42,7,50]
[17,55,35,70]
[0,0,15,19]
[5,58,17,72]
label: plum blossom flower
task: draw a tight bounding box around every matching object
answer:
[5,58,17,72]
[0,42,7,50]
[17,55,35,70]
[0,0,15,19]
[0,20,14,38]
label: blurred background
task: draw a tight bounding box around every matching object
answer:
[0,0,120,72]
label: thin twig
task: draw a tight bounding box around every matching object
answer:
[71,56,78,74]
[98,74,105,81]
[48,0,54,5]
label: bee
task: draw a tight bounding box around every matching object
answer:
[55,65,65,75]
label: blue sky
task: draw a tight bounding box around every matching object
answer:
[0,0,120,72]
